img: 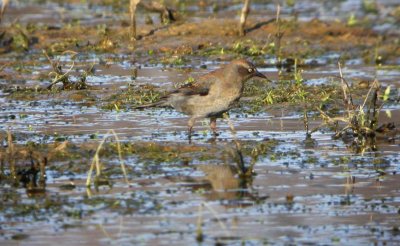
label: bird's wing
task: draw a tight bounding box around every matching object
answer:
[172,70,221,97]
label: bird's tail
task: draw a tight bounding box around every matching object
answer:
[132,100,167,110]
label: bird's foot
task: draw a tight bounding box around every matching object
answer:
[207,136,217,144]
[187,127,193,144]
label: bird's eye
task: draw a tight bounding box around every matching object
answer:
[248,68,253,73]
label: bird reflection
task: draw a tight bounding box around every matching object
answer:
[198,164,246,201]
[196,161,267,207]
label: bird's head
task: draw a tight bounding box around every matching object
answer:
[230,59,270,82]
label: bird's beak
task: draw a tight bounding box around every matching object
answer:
[254,69,272,82]
[254,70,266,78]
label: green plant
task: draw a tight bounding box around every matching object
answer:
[313,62,393,153]
[347,13,358,27]
[44,50,94,90]
[362,0,378,14]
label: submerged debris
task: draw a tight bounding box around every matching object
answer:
[43,50,93,90]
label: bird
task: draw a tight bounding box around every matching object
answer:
[135,59,268,139]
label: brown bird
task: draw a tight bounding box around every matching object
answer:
[136,59,268,138]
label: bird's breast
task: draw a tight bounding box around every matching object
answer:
[170,80,244,117]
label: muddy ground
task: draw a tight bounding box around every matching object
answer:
[0,0,400,245]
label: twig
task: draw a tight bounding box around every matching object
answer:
[0,62,12,72]
[276,4,280,24]
[0,0,9,24]
[39,157,47,186]
[43,50,77,89]
[6,130,16,180]
[222,113,245,172]
[129,0,141,41]
[239,0,251,36]
[196,204,204,242]
[368,82,380,130]
[275,4,284,66]
[361,79,378,109]
[338,62,354,111]
[202,202,230,237]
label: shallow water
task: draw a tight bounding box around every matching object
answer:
[1,59,399,244]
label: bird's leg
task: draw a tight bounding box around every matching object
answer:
[188,117,196,141]
[210,117,218,136]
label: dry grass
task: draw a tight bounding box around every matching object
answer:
[86,129,129,188]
